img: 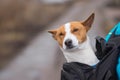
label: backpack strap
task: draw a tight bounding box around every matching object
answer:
[105,22,120,42]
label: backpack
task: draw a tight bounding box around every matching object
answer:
[105,22,120,80]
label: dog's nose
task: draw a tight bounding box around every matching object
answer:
[65,39,72,47]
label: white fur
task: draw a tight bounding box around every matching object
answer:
[61,36,99,65]
[61,23,99,66]
[63,23,79,49]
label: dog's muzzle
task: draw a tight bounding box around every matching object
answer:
[65,39,74,49]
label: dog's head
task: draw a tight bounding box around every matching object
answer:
[48,13,95,51]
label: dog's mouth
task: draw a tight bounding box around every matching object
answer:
[65,45,78,50]
[66,45,74,49]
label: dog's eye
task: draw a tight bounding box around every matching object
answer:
[59,33,64,36]
[73,28,79,32]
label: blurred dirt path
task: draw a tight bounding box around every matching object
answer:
[0,0,108,80]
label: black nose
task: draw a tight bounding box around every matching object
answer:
[65,39,72,47]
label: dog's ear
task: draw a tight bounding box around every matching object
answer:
[82,13,95,32]
[48,29,57,40]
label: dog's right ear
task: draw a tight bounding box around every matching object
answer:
[48,29,57,40]
[82,13,95,32]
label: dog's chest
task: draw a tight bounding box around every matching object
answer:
[63,48,98,65]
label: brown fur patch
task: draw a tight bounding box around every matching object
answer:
[70,22,87,43]
[54,26,66,47]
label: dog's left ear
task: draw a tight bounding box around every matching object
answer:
[82,13,95,32]
[48,29,57,40]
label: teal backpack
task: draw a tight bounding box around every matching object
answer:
[105,22,120,80]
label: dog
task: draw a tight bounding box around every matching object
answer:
[48,13,99,66]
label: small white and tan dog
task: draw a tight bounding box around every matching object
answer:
[48,13,99,66]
